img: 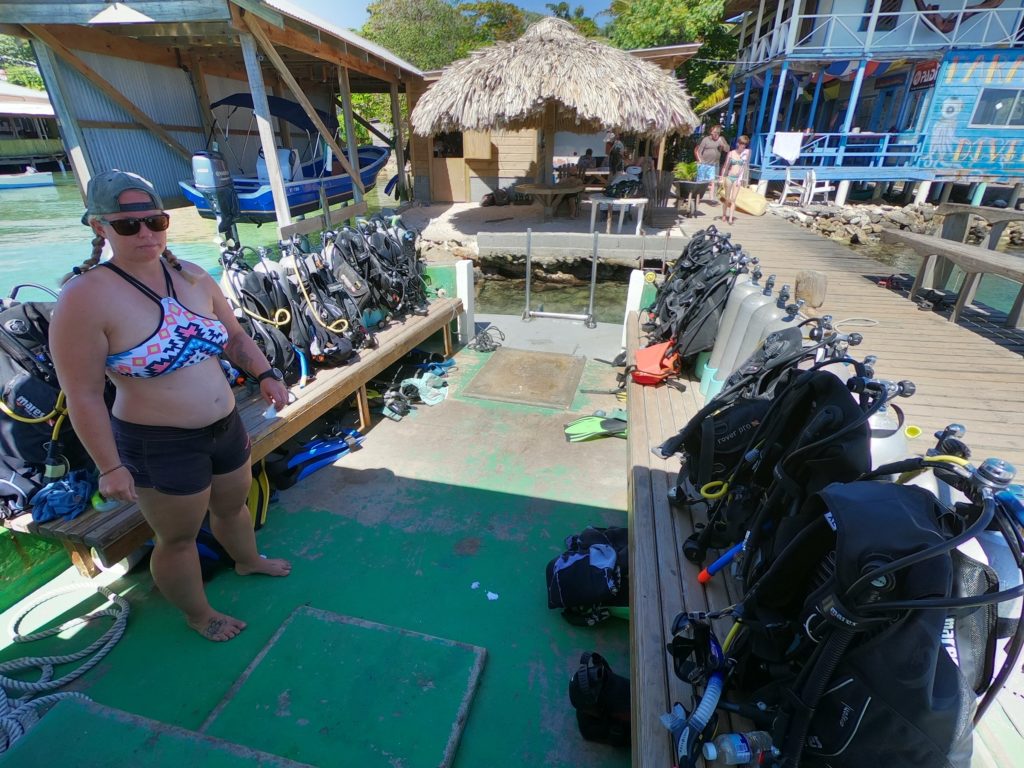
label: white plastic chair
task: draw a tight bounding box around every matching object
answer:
[779,167,811,205]
[803,169,836,205]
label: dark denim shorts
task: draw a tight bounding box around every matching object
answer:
[111,409,251,496]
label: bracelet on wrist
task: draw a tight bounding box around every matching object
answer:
[99,464,125,478]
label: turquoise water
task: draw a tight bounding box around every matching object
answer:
[0,176,396,294]
[1,178,1017,319]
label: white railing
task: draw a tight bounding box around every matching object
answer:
[753,131,926,171]
[737,5,1024,70]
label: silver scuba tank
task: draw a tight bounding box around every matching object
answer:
[707,275,777,398]
[757,300,803,344]
[729,283,792,381]
[700,265,764,395]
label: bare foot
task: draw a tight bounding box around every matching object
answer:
[236,556,292,577]
[188,611,246,642]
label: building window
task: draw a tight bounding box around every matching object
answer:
[860,0,901,32]
[970,88,1024,127]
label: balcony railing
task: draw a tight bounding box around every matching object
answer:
[753,131,926,171]
[738,5,1024,70]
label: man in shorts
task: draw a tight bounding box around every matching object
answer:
[695,124,731,202]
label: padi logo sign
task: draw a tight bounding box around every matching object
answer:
[15,395,46,420]
[824,511,838,531]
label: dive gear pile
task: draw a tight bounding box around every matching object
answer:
[219,211,429,383]
[625,226,1024,767]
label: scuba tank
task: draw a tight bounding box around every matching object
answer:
[868,402,912,473]
[699,265,763,395]
[729,284,792,376]
[707,277,777,400]
[757,300,803,344]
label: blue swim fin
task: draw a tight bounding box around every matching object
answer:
[285,429,365,481]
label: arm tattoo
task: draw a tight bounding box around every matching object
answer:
[224,333,258,375]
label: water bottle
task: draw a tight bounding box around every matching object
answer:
[702,730,776,765]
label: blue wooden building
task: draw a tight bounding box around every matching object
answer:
[718,0,1024,205]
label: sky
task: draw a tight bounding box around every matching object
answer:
[290,1,612,33]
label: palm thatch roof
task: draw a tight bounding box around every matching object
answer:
[411,17,698,138]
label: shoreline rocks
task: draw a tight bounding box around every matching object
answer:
[769,201,1024,247]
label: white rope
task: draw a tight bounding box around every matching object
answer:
[0,585,129,754]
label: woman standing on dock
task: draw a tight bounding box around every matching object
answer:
[722,135,751,225]
[50,170,292,642]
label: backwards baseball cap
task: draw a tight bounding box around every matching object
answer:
[81,170,164,225]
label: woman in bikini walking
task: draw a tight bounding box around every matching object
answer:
[50,170,291,642]
[722,135,751,226]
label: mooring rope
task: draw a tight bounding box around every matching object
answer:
[0,584,129,753]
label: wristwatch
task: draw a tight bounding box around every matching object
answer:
[256,367,284,383]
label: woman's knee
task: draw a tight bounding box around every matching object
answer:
[208,463,252,518]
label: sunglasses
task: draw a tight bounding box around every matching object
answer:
[100,214,170,237]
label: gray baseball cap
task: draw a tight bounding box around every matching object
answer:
[81,170,164,225]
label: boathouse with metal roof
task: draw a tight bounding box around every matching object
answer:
[0,0,424,235]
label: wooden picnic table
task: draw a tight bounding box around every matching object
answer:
[515,182,584,221]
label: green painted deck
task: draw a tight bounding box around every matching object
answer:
[0,343,632,768]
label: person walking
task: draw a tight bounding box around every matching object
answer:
[50,170,292,642]
[695,124,730,201]
[722,135,751,225]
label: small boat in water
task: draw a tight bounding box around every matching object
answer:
[178,93,391,224]
[0,170,54,189]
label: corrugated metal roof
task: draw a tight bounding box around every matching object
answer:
[0,81,54,116]
[0,99,53,116]
[264,0,423,77]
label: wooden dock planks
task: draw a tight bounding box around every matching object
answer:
[673,210,1024,768]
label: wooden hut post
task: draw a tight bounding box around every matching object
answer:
[807,72,824,131]
[390,82,408,199]
[736,77,753,137]
[30,40,91,194]
[239,31,292,229]
[338,66,363,204]
[540,101,557,185]
[766,61,790,166]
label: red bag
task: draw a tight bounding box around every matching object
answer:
[631,341,679,385]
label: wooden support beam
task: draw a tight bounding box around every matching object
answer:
[277,201,369,240]
[338,66,363,203]
[390,82,407,199]
[189,56,216,145]
[13,24,179,67]
[240,11,398,85]
[243,14,363,194]
[31,39,91,196]
[239,31,292,228]
[26,26,193,162]
[79,120,204,133]
[0,1,230,25]
[352,112,393,147]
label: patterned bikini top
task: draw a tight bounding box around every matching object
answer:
[102,261,228,379]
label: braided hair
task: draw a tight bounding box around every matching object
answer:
[60,233,106,286]
[62,222,197,285]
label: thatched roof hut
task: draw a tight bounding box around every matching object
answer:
[411,17,698,182]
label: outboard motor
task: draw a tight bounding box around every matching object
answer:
[192,150,240,237]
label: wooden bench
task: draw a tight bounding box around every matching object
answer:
[2,298,462,577]
[879,228,1024,327]
[625,312,750,765]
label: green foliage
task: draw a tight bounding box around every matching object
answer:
[606,0,737,108]
[346,93,398,145]
[458,1,528,41]
[0,34,34,67]
[6,65,44,90]
[362,0,481,70]
[544,2,600,37]
[673,160,698,181]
